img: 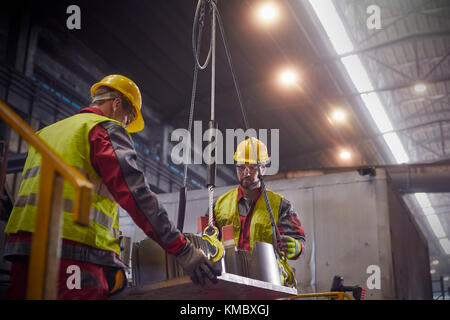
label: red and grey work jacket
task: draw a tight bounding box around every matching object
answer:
[212,186,306,260]
[4,107,186,270]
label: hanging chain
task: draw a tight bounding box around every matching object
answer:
[186,0,218,230]
[186,1,280,251]
[215,5,283,257]
[207,0,217,228]
[208,185,214,227]
[183,1,207,186]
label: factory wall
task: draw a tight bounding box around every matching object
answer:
[120,169,432,299]
[386,175,433,299]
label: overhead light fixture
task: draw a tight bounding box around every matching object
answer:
[430,269,436,274]
[414,193,435,215]
[414,83,427,93]
[382,132,409,164]
[308,0,353,55]
[308,0,448,260]
[361,92,393,133]
[339,150,351,160]
[431,259,439,265]
[256,2,279,24]
[331,109,346,122]
[444,276,449,281]
[426,215,446,239]
[279,69,298,86]
[341,55,374,93]
[439,238,450,255]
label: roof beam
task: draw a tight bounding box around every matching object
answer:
[401,94,450,121]
[356,0,430,46]
[319,31,450,64]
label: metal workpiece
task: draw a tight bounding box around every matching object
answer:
[222,242,239,275]
[119,236,132,269]
[248,242,282,286]
[132,234,284,287]
[131,238,167,287]
[113,272,297,300]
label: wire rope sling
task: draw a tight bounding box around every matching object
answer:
[177,0,296,287]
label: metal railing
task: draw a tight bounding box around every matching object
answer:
[0,98,93,300]
[284,291,354,300]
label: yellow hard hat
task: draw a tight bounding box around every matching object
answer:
[234,137,270,164]
[90,74,144,133]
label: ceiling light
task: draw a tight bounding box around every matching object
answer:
[331,109,346,122]
[430,269,436,274]
[439,238,450,255]
[257,2,279,24]
[382,132,409,164]
[431,259,439,265]
[308,0,354,55]
[426,215,446,239]
[340,150,351,160]
[279,69,298,86]
[444,276,449,281]
[414,83,427,93]
[414,193,435,215]
[341,55,374,93]
[360,92,393,133]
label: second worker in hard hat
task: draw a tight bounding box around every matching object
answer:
[4,75,220,300]
[212,137,306,259]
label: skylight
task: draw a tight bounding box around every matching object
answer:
[308,0,448,255]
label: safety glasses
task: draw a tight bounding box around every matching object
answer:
[236,165,259,173]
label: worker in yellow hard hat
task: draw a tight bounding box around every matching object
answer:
[211,137,306,259]
[4,75,220,300]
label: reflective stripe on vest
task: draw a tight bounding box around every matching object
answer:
[3,240,127,270]
[14,193,116,233]
[214,188,283,251]
[5,113,125,255]
[20,165,114,205]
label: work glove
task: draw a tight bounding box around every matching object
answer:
[280,235,302,259]
[175,240,221,286]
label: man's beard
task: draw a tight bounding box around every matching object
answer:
[239,177,260,190]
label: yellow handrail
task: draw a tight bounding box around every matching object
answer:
[284,291,354,300]
[0,99,93,300]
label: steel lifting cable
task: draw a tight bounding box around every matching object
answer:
[213,4,283,258]
[179,0,218,239]
[192,0,212,71]
[180,0,283,263]
[177,0,208,232]
[214,3,296,286]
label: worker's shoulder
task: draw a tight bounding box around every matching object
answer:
[265,188,285,200]
[96,119,126,132]
[37,112,107,134]
[217,187,239,199]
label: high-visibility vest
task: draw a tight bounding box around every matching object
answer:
[214,188,283,250]
[5,113,123,255]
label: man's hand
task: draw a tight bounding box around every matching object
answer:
[280,235,302,259]
[176,241,222,286]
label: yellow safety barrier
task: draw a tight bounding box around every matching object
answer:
[284,291,354,300]
[0,99,93,300]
